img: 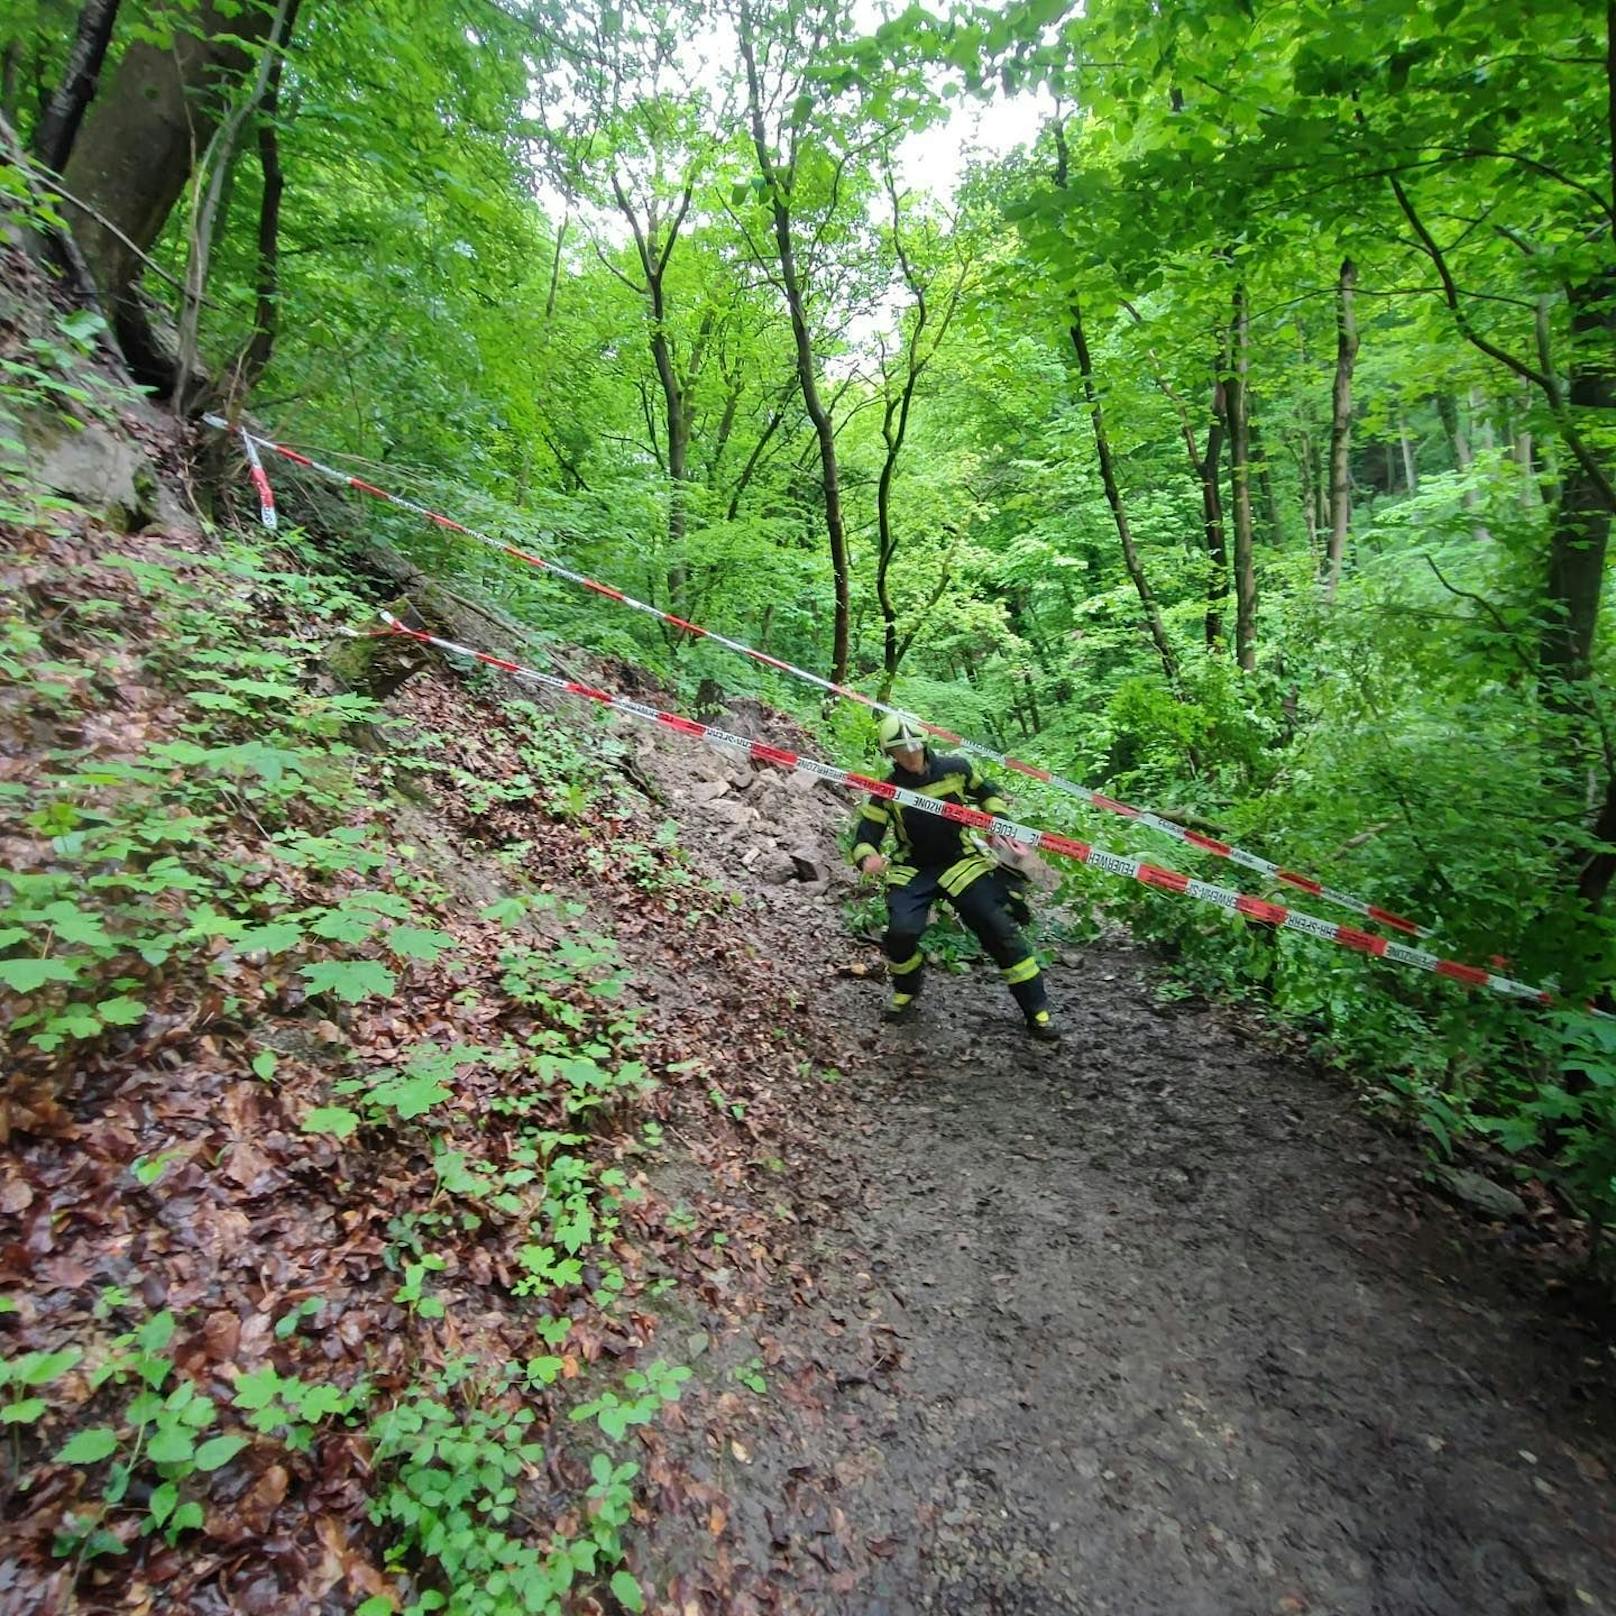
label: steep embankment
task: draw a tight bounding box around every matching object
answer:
[0,389,877,1613]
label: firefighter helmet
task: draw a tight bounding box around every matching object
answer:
[877,714,927,752]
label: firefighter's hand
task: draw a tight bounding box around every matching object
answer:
[859,854,889,878]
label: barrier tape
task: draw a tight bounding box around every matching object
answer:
[237,427,277,532]
[206,416,1430,937]
[377,613,1589,1017]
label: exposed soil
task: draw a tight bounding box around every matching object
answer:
[619,703,1616,1616]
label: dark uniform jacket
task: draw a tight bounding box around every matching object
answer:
[849,750,1010,896]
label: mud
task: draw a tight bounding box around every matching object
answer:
[619,704,1616,1616]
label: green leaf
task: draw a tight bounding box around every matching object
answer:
[0,957,79,992]
[132,1153,179,1187]
[479,897,527,924]
[57,1426,118,1463]
[252,1049,278,1081]
[610,1570,646,1612]
[233,921,305,954]
[32,901,110,946]
[18,1347,82,1385]
[195,1433,249,1471]
[230,1366,281,1412]
[3,1398,47,1424]
[171,1499,204,1534]
[346,890,413,919]
[148,1480,179,1525]
[372,1072,450,1120]
[136,1312,176,1354]
[96,996,146,1026]
[146,1425,195,1465]
[307,909,377,944]
[385,925,456,963]
[302,1106,360,1138]
[355,1599,396,1616]
[299,960,396,1003]
[525,1356,563,1385]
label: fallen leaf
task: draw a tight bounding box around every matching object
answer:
[240,1463,289,1534]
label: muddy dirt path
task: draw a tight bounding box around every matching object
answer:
[623,712,1616,1616]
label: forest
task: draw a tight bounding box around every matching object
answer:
[2,0,1615,1611]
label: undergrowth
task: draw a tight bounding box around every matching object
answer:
[0,520,736,1613]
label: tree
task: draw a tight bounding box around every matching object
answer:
[59,0,282,384]
[871,164,968,694]
[31,0,120,173]
[1322,257,1357,600]
[734,0,862,686]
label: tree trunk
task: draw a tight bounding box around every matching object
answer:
[1399,413,1419,493]
[545,211,567,319]
[876,405,901,685]
[1294,431,1316,553]
[60,0,278,382]
[175,0,295,416]
[1250,408,1281,543]
[706,377,742,484]
[1,42,18,126]
[1543,271,1616,695]
[235,0,302,400]
[1435,392,1472,472]
[1150,344,1227,650]
[1069,297,1180,692]
[1578,769,1616,911]
[1201,392,1229,649]
[609,171,697,602]
[33,0,122,173]
[1323,257,1358,600]
[738,4,850,687]
[726,401,785,521]
[1227,285,1258,670]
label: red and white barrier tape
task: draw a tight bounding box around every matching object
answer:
[207,417,1428,937]
[237,427,277,532]
[378,613,1589,1017]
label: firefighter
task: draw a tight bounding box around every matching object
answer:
[851,715,1059,1041]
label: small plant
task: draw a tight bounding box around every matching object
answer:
[1476,1010,1616,1264]
[731,1355,767,1395]
[230,1364,365,1451]
[568,1360,691,1440]
[43,1313,270,1554]
[365,1366,647,1616]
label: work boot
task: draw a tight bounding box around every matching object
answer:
[882,991,919,1024]
[1025,1009,1060,1043]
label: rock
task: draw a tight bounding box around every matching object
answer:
[1431,1165,1525,1220]
[687,779,732,805]
[788,850,823,882]
[707,798,759,828]
[757,854,799,886]
[20,414,157,531]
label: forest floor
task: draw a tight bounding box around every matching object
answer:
[622,712,1616,1616]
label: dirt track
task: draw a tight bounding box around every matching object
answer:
[626,704,1616,1616]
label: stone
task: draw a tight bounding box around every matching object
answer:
[20,414,157,531]
[1431,1165,1525,1220]
[706,798,758,828]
